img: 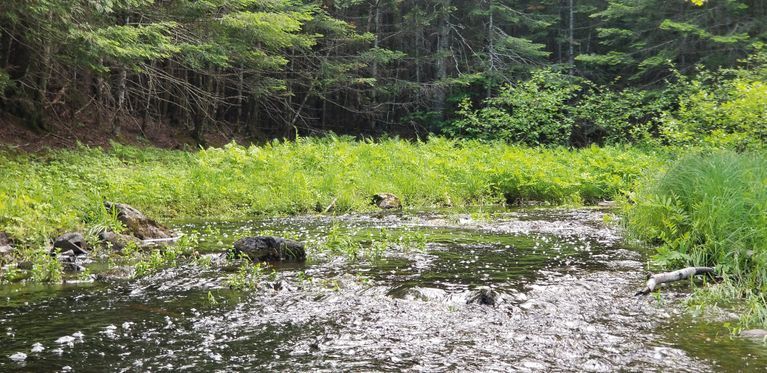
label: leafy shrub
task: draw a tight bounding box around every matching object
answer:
[444,49,767,148]
[660,49,767,150]
[446,69,581,146]
[572,86,672,146]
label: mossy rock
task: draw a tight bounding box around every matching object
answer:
[372,193,401,209]
[231,236,306,262]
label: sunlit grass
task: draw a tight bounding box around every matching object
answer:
[625,151,767,328]
[0,136,667,283]
[0,137,665,247]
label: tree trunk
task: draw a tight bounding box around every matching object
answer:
[568,0,575,74]
[413,0,422,84]
[112,15,130,136]
[486,0,494,98]
[32,11,54,131]
[113,67,127,136]
[369,0,381,130]
[434,0,450,119]
[237,63,244,127]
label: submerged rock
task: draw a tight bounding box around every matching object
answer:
[98,231,142,251]
[372,193,401,209]
[104,202,172,240]
[52,232,88,256]
[466,286,499,306]
[232,236,306,262]
[740,329,767,341]
[94,266,135,282]
[393,287,448,302]
[8,352,27,362]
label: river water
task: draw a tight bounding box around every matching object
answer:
[1,208,766,371]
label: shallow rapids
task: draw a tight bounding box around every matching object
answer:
[2,208,766,371]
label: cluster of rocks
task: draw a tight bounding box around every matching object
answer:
[6,192,403,276]
[51,202,175,272]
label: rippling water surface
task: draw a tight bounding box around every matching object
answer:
[2,208,766,371]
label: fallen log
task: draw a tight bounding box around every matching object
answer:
[635,267,716,296]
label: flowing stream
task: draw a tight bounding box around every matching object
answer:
[2,208,766,371]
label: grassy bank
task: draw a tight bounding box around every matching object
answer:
[0,137,666,248]
[625,151,767,329]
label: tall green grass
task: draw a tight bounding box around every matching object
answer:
[0,137,665,247]
[625,151,767,327]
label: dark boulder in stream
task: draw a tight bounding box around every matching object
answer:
[232,236,306,262]
[466,286,499,306]
[372,193,401,209]
[105,202,173,239]
[52,232,89,255]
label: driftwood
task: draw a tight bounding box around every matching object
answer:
[323,198,338,214]
[140,235,182,247]
[635,267,716,296]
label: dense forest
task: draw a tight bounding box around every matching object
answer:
[1,0,765,144]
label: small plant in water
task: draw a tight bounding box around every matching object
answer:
[31,250,63,283]
[121,241,141,258]
[400,230,427,252]
[370,228,427,254]
[133,246,183,278]
[77,267,93,282]
[207,291,219,306]
[322,278,342,292]
[320,223,362,259]
[470,210,492,222]
[175,233,200,252]
[193,254,213,268]
[1,264,24,283]
[296,270,312,284]
[227,261,272,290]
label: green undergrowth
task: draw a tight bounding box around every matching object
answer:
[0,137,669,285]
[313,225,428,261]
[0,137,667,248]
[625,151,767,329]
